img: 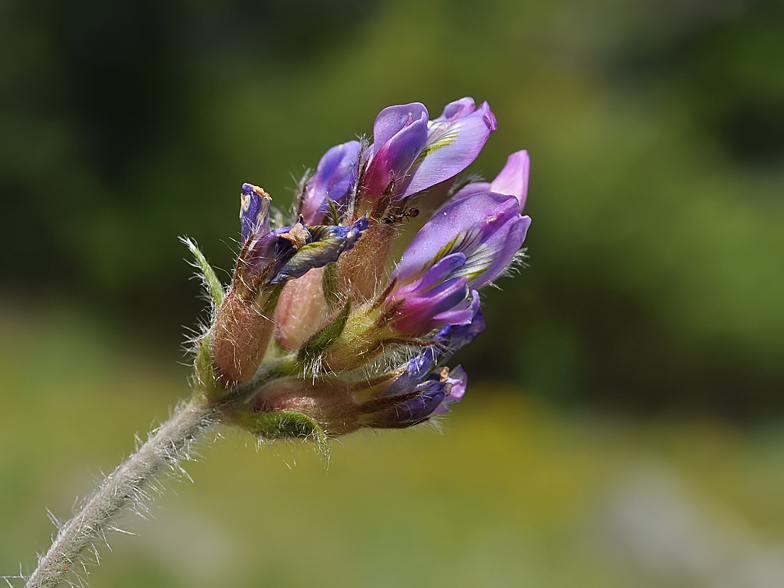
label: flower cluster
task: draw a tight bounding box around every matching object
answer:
[190,97,531,449]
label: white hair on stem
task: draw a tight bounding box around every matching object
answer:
[21,400,218,588]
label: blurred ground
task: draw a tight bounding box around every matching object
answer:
[3,305,784,587]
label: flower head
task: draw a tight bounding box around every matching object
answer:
[191,97,531,446]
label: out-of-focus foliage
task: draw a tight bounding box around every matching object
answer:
[1,0,783,414]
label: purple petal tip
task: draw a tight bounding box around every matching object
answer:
[479,101,498,132]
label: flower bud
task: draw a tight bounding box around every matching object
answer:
[211,288,278,387]
[273,267,330,352]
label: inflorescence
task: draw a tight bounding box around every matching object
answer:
[190,97,531,453]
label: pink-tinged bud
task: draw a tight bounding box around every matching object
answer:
[274,267,330,352]
[210,290,275,387]
[334,222,395,303]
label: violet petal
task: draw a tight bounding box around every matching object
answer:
[490,150,530,212]
[401,101,497,199]
[389,276,470,335]
[432,366,468,414]
[394,191,530,289]
[301,141,361,224]
[434,97,477,122]
[433,290,485,362]
[364,104,429,199]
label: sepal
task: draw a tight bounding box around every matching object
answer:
[322,262,340,310]
[297,297,352,364]
[210,287,281,387]
[193,333,220,400]
[181,237,225,308]
[232,409,330,459]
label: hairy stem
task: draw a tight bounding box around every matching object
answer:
[25,399,218,588]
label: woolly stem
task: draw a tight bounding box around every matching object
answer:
[25,399,218,588]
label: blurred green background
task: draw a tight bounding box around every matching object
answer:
[2,0,784,586]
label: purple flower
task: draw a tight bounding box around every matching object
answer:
[396,191,530,288]
[364,377,452,429]
[381,183,530,337]
[369,149,529,340]
[384,291,483,397]
[362,363,469,428]
[401,99,497,199]
[324,292,481,428]
[362,98,497,203]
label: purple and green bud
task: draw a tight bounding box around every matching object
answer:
[188,97,530,446]
[272,217,368,284]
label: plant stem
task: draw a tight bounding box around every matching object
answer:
[25,399,218,588]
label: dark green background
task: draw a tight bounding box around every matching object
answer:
[3,0,784,415]
[3,0,783,415]
[2,1,784,586]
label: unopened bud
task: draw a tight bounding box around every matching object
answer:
[210,289,276,387]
